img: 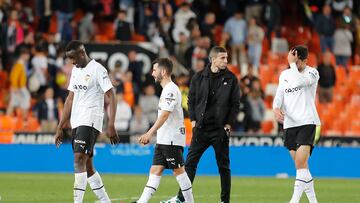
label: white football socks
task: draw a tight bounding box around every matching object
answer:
[138,174,161,203]
[88,172,111,203]
[290,168,317,203]
[74,172,87,203]
[176,172,194,203]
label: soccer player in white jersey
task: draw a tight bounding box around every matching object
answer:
[133,58,194,203]
[273,45,321,203]
[54,40,119,203]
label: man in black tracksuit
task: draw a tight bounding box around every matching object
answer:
[168,46,240,203]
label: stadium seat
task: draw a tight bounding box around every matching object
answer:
[307,52,317,67]
[0,131,14,144]
[131,33,146,42]
[261,120,274,134]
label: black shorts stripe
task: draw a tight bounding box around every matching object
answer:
[92,185,104,191]
[181,186,192,192]
[74,188,86,191]
[145,185,157,191]
[295,179,313,183]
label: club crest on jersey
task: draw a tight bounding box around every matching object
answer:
[84,74,90,81]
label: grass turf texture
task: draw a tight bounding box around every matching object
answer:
[0,173,359,203]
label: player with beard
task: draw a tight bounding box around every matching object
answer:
[133,58,194,203]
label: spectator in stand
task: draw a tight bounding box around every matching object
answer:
[114,10,132,42]
[35,0,53,33]
[326,0,353,17]
[114,91,132,133]
[129,105,149,135]
[118,0,135,24]
[223,10,247,67]
[176,73,190,118]
[244,80,266,134]
[122,70,136,107]
[7,46,31,121]
[194,58,205,73]
[240,64,260,91]
[247,17,264,70]
[46,32,58,63]
[263,0,281,41]
[36,86,59,132]
[174,32,191,67]
[314,4,336,52]
[4,10,24,70]
[156,0,173,21]
[139,84,159,126]
[54,0,74,41]
[245,0,264,22]
[333,24,353,74]
[127,50,143,91]
[341,7,356,30]
[31,42,49,92]
[200,12,216,43]
[172,2,196,43]
[109,61,124,88]
[317,51,336,103]
[78,12,95,42]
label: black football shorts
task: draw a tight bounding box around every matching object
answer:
[72,126,99,156]
[152,144,185,169]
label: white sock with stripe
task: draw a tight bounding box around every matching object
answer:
[176,172,194,203]
[138,174,161,203]
[88,172,111,203]
[304,169,318,203]
[290,169,309,203]
[74,172,87,203]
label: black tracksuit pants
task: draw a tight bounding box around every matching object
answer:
[177,127,231,203]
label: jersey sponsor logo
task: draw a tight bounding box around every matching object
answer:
[73,84,88,91]
[74,139,86,144]
[284,86,302,93]
[166,158,175,162]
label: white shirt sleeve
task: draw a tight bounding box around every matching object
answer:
[273,73,284,109]
[96,65,113,93]
[67,68,75,92]
[289,63,319,87]
[159,87,178,112]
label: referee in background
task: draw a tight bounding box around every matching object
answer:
[273,45,321,203]
[163,46,240,203]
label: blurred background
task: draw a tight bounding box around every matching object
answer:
[0,0,359,202]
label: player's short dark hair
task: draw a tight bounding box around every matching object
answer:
[209,46,227,60]
[293,45,308,60]
[65,40,84,52]
[153,58,173,75]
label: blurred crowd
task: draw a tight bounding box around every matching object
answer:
[0,0,359,136]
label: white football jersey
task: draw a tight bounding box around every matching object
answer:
[68,60,113,132]
[273,63,321,129]
[157,81,186,147]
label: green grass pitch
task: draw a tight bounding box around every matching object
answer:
[0,173,359,203]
